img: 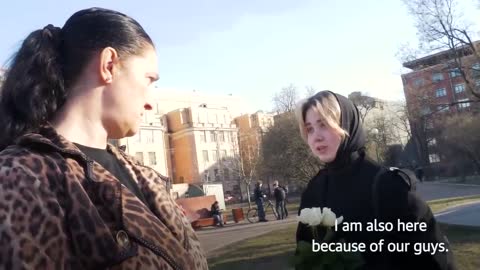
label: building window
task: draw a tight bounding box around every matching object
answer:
[154,130,163,140]
[208,112,214,124]
[210,131,217,142]
[413,78,424,87]
[454,83,465,94]
[425,119,434,129]
[223,168,230,181]
[202,150,209,163]
[148,152,157,165]
[200,131,206,142]
[146,130,154,144]
[135,152,144,165]
[134,130,141,143]
[435,88,447,97]
[420,105,431,116]
[457,98,471,109]
[437,105,449,112]
[432,72,444,82]
[429,154,440,163]
[476,80,480,87]
[449,68,461,78]
[219,131,225,142]
[212,150,218,162]
[221,150,227,159]
[472,63,480,77]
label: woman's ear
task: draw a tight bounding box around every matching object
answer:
[99,47,119,84]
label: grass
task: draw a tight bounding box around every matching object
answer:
[209,196,480,270]
[208,225,296,270]
[439,223,480,270]
[428,194,480,213]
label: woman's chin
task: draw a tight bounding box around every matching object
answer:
[316,154,335,163]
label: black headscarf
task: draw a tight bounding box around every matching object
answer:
[303,91,366,169]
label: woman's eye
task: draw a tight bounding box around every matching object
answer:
[306,127,313,133]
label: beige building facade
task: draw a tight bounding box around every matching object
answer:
[108,90,255,195]
[166,104,241,193]
[234,111,274,176]
[109,109,170,177]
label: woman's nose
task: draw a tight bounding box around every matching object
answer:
[313,130,324,141]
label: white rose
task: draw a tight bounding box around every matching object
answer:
[298,207,323,226]
[321,207,344,227]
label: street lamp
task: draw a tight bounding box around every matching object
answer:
[371,128,380,162]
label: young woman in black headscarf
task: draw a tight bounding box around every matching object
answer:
[295,91,455,270]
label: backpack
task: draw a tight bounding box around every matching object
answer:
[371,167,417,218]
[370,167,455,269]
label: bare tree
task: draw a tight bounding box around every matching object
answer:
[439,112,480,173]
[403,0,480,100]
[272,84,300,113]
[392,103,413,142]
[304,86,317,98]
[223,131,261,207]
[348,91,377,122]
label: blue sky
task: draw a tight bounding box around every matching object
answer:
[1,0,479,112]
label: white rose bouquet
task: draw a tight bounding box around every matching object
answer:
[291,207,364,270]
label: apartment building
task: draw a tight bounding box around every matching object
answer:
[109,108,170,176]
[401,42,480,173]
[151,88,252,118]
[166,104,240,193]
[234,111,274,175]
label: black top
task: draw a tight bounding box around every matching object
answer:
[211,203,221,216]
[274,186,286,201]
[254,186,266,201]
[296,153,456,270]
[75,143,148,206]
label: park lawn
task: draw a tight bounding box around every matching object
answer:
[209,197,480,270]
[428,194,480,213]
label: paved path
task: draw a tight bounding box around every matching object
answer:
[197,214,297,257]
[435,202,480,226]
[416,182,480,201]
[198,182,480,258]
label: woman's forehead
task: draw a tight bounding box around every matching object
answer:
[305,107,326,123]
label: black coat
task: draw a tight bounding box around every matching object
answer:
[254,186,266,201]
[274,186,286,201]
[296,154,456,270]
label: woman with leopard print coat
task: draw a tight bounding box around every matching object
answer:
[0,8,208,270]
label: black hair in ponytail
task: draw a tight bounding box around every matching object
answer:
[0,7,154,149]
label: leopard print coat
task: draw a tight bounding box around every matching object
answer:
[0,126,208,270]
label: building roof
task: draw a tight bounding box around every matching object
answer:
[403,41,480,70]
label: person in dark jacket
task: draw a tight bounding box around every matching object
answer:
[211,201,224,227]
[254,181,268,222]
[273,181,287,220]
[294,91,455,270]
